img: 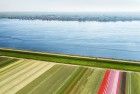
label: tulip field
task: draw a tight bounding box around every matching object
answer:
[0,56,140,94]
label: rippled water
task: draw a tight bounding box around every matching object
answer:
[0,19,140,60]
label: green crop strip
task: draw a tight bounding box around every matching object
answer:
[0,48,140,72]
[131,73,140,94]
[59,67,87,94]
[82,69,105,94]
[17,65,62,94]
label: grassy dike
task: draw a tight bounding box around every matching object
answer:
[0,48,140,72]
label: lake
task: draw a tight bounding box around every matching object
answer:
[0,19,140,60]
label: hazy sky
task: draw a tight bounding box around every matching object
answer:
[0,0,140,12]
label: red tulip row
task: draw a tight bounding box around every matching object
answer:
[98,70,121,94]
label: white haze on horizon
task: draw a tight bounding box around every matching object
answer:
[0,0,140,12]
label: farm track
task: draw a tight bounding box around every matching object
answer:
[0,56,139,94]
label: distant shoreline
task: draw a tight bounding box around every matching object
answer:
[0,12,140,22]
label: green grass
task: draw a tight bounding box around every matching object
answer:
[0,48,140,72]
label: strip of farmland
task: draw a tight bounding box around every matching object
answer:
[0,56,139,94]
[0,48,140,72]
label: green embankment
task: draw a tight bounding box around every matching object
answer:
[0,48,140,72]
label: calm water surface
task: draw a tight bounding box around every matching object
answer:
[0,19,140,60]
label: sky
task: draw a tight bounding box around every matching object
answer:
[0,0,140,12]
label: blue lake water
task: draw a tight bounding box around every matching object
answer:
[0,19,140,60]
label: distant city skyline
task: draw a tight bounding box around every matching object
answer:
[0,0,140,12]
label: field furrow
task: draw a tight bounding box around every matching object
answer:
[0,60,38,86]
[4,63,55,94]
[0,59,25,73]
[0,60,31,80]
[63,67,88,94]
[126,72,131,94]
[27,65,77,94]
[0,58,19,68]
[17,65,63,94]
[69,68,94,94]
[81,69,105,94]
